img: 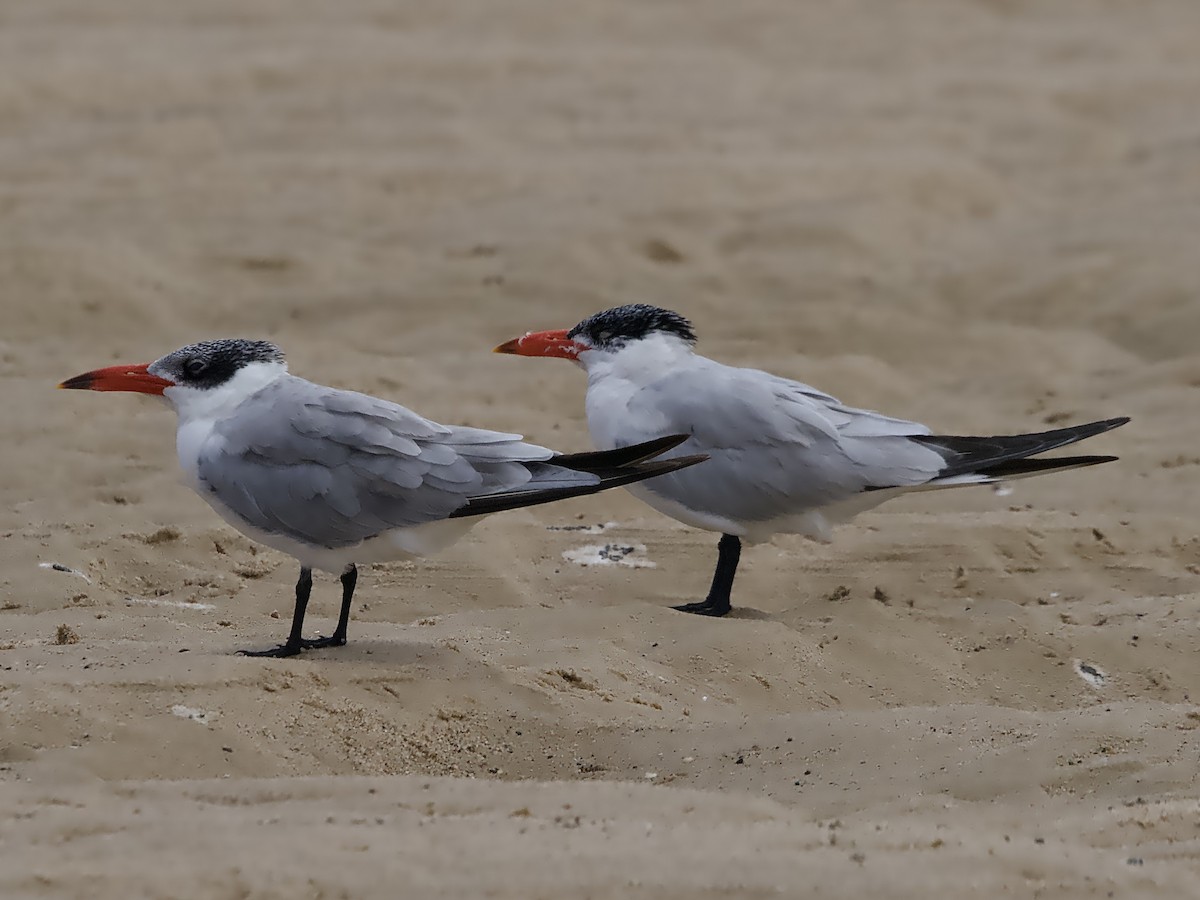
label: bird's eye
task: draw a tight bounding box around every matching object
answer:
[184,358,208,378]
[596,330,613,342]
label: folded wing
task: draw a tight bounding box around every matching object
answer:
[614,364,957,523]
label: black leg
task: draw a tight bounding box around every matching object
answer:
[673,534,740,617]
[299,564,356,650]
[241,567,313,657]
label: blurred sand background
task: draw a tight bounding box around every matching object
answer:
[2,1,1199,896]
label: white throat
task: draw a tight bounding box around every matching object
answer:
[578,332,695,387]
[163,360,288,424]
[166,360,288,497]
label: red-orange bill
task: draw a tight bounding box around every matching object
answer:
[493,329,583,360]
[57,363,173,395]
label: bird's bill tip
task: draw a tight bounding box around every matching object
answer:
[493,329,581,359]
[57,363,173,395]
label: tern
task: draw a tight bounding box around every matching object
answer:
[495,304,1129,617]
[59,338,705,655]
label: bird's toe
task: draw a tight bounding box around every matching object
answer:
[671,600,732,617]
[238,643,304,658]
[299,634,347,650]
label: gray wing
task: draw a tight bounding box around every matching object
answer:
[610,362,946,522]
[196,376,600,548]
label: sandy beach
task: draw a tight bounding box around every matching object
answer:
[1,1,1198,896]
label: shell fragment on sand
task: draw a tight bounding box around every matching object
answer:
[562,542,656,568]
[171,705,212,725]
[1074,659,1107,688]
[39,562,92,584]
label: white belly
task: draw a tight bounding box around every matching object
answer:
[194,487,479,573]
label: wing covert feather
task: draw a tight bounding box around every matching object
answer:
[195,377,559,548]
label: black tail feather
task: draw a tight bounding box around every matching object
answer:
[913,417,1128,480]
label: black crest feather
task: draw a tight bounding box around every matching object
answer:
[568,304,697,350]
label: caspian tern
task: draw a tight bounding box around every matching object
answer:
[495,304,1130,617]
[58,338,705,656]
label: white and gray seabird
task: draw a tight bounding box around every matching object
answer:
[496,304,1129,617]
[59,338,705,656]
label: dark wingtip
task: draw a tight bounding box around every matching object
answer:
[633,433,690,457]
[57,373,95,390]
[637,452,709,476]
[554,434,692,471]
[977,454,1120,479]
[446,451,709,519]
[915,414,1131,481]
